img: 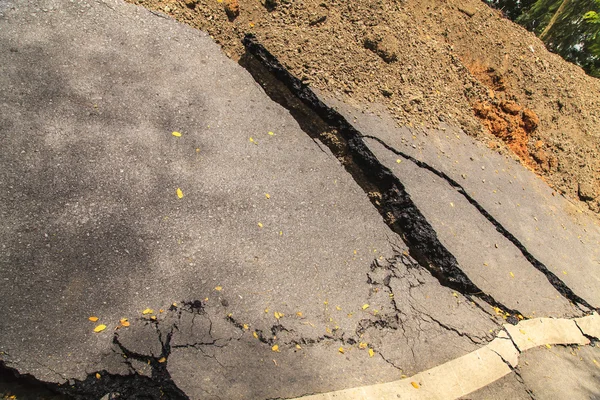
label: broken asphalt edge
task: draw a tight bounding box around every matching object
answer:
[289,313,600,400]
[241,34,524,320]
[360,134,596,312]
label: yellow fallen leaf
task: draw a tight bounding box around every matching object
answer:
[243,324,249,330]
[249,137,256,144]
[150,316,157,320]
[158,357,166,363]
[249,22,255,28]
[172,131,181,137]
[369,348,375,357]
[120,318,130,327]
[452,292,458,298]
[338,347,345,354]
[325,327,332,334]
[264,308,269,313]
[359,342,368,349]
[253,331,259,339]
[510,272,515,278]
[519,329,526,335]
[96,372,101,379]
[265,193,271,199]
[562,271,568,275]
[215,286,223,291]
[362,304,369,310]
[411,381,420,389]
[196,148,200,153]
[268,131,274,136]
[295,344,302,349]
[274,311,284,319]
[545,344,552,349]
[296,311,303,317]
[88,316,99,322]
[94,324,107,333]
[172,302,178,307]
[336,306,342,311]
[396,159,402,163]
[142,308,153,315]
[271,344,280,352]
[159,309,164,313]
[176,188,184,199]
[257,222,263,228]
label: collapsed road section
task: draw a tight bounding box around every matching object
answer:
[241,33,547,319]
[1,0,597,398]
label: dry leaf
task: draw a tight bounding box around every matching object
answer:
[268,131,274,136]
[150,316,157,320]
[369,348,375,357]
[215,286,223,291]
[296,311,303,317]
[359,342,368,349]
[176,188,184,199]
[411,381,420,389]
[253,331,259,339]
[274,311,284,319]
[158,357,166,363]
[338,347,345,354]
[336,306,342,311]
[95,373,101,379]
[120,318,130,327]
[362,304,369,310]
[172,131,181,137]
[142,308,154,315]
[545,344,552,349]
[295,344,302,349]
[265,193,271,199]
[271,344,280,352]
[257,222,263,228]
[88,316,99,322]
[243,324,249,330]
[510,272,515,278]
[94,324,107,333]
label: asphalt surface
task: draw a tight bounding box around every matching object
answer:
[1,0,599,399]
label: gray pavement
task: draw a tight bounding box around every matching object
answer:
[327,98,600,312]
[1,0,599,398]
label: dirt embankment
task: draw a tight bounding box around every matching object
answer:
[129,0,600,213]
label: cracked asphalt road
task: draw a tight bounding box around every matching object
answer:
[1,0,599,399]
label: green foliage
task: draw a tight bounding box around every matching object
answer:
[503,0,600,77]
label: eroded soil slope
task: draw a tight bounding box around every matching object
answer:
[130,0,600,213]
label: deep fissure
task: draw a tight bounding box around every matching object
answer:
[362,134,596,312]
[241,34,521,319]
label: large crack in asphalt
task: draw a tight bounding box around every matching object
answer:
[362,135,596,312]
[0,315,190,400]
[240,34,522,321]
[5,33,585,400]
